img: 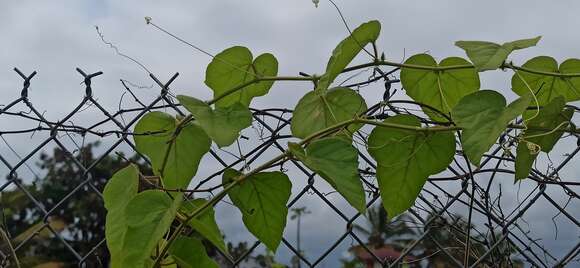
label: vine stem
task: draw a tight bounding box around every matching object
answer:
[342,59,580,77]
[157,75,317,186]
[154,118,368,266]
[208,76,317,105]
[154,152,289,266]
[151,58,580,265]
[153,114,579,266]
[503,62,580,78]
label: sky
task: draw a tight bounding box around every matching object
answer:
[1,1,579,267]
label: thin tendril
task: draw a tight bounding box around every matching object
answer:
[145,17,258,78]
[95,26,152,74]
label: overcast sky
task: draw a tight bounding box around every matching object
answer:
[1,1,579,267]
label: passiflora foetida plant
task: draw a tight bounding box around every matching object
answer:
[102,19,579,267]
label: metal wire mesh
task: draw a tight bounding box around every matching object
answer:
[0,67,578,267]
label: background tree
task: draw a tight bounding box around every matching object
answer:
[1,142,149,267]
[290,206,310,268]
[353,204,417,249]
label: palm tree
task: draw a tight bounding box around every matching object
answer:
[290,207,311,268]
[353,204,417,249]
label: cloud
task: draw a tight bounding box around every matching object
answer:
[1,1,579,266]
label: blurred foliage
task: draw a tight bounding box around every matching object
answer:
[1,142,149,267]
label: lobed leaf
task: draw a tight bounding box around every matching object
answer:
[205,46,278,108]
[368,115,456,218]
[223,169,291,252]
[400,54,480,121]
[515,96,574,180]
[291,87,367,139]
[177,95,252,147]
[134,111,211,189]
[456,36,541,71]
[511,56,580,105]
[316,20,381,92]
[289,138,366,213]
[452,90,532,166]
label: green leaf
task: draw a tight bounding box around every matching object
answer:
[368,115,455,218]
[515,96,574,180]
[511,56,580,105]
[134,111,211,189]
[452,90,532,166]
[316,20,381,92]
[179,199,227,254]
[223,169,292,252]
[456,36,541,71]
[291,87,367,139]
[177,95,252,147]
[103,164,140,268]
[121,190,183,268]
[400,54,480,121]
[205,46,278,108]
[169,236,219,268]
[288,138,366,213]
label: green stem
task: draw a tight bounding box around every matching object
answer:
[154,116,469,265]
[157,75,317,191]
[342,59,580,78]
[153,152,290,267]
[342,60,474,73]
[154,117,362,266]
[161,75,315,181]
[155,68,579,266]
[503,62,580,78]
[153,113,579,266]
[207,76,317,105]
[357,119,462,133]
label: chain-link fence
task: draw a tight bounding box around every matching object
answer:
[1,67,579,267]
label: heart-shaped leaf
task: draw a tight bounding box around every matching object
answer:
[205,46,278,108]
[515,96,574,180]
[179,198,227,254]
[288,138,366,213]
[316,20,381,92]
[134,111,211,189]
[103,165,140,268]
[177,95,252,147]
[452,90,532,166]
[400,54,480,121]
[291,87,367,139]
[456,36,541,71]
[121,190,182,268]
[223,169,291,252]
[169,236,219,268]
[368,115,456,218]
[511,56,580,105]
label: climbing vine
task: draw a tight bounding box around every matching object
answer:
[102,19,579,267]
